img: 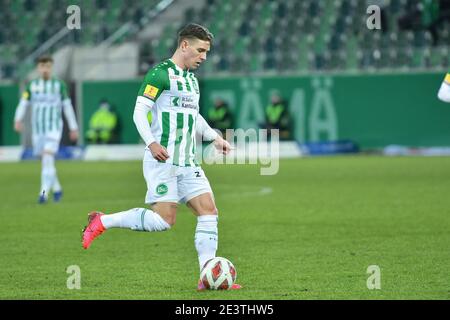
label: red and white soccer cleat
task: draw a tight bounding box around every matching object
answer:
[197,280,242,291]
[82,211,106,249]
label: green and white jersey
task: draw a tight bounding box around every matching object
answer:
[22,77,69,139]
[438,71,450,102]
[444,72,450,85]
[138,59,201,167]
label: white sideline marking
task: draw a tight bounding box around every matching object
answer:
[221,186,273,197]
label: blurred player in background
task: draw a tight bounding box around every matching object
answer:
[82,23,241,290]
[14,55,79,203]
[438,71,450,103]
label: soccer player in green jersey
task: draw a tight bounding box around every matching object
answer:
[14,55,79,203]
[438,72,450,102]
[82,24,241,290]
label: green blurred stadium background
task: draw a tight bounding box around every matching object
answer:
[0,0,449,149]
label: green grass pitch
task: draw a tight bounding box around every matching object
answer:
[0,156,449,299]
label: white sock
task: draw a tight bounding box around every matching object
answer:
[53,175,62,193]
[195,215,218,270]
[40,154,56,197]
[100,208,170,232]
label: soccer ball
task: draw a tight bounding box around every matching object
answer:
[200,257,237,290]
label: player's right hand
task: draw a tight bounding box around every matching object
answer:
[148,142,170,161]
[14,121,23,133]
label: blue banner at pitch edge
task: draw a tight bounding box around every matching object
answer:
[299,140,359,156]
[21,146,85,160]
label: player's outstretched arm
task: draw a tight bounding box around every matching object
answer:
[14,119,24,133]
[133,96,169,161]
[438,73,450,103]
[60,81,79,141]
[13,90,31,133]
[213,135,232,155]
[196,114,231,155]
[62,99,79,141]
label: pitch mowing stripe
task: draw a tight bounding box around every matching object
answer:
[140,209,146,231]
[184,114,194,166]
[160,112,170,162]
[172,113,184,166]
[196,230,218,236]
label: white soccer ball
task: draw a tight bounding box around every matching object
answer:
[199,257,237,290]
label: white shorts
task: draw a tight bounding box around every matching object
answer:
[143,160,213,204]
[32,135,60,156]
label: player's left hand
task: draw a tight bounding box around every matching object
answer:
[14,121,23,133]
[69,130,79,142]
[214,136,232,155]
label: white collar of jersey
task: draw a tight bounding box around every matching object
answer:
[39,77,53,82]
[168,59,186,73]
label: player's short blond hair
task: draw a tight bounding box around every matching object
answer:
[36,55,54,65]
[177,23,214,47]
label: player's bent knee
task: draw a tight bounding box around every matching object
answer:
[154,209,176,226]
[202,202,218,215]
[198,197,217,214]
[151,204,177,227]
[187,193,218,216]
[140,208,174,232]
[154,211,176,226]
[194,204,218,216]
[163,215,176,226]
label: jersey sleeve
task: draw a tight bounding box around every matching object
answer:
[444,73,450,85]
[15,82,31,122]
[61,81,69,100]
[438,73,450,103]
[21,82,31,101]
[137,66,169,102]
[196,114,219,141]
